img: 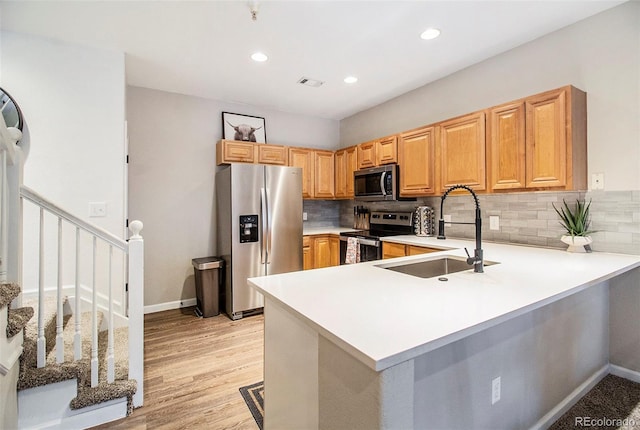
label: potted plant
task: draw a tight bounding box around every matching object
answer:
[552,199,595,252]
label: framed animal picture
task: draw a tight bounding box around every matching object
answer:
[222,112,267,143]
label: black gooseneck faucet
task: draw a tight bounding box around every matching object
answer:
[437,185,484,273]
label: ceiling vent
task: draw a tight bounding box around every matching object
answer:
[297,77,324,88]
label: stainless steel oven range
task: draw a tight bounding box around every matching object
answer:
[339,211,413,264]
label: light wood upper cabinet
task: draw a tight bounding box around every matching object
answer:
[488,102,526,190]
[357,141,377,169]
[377,136,398,165]
[345,146,357,197]
[398,126,437,196]
[288,147,314,199]
[439,111,486,192]
[335,145,358,199]
[334,149,347,198]
[216,140,255,165]
[487,86,587,191]
[257,144,288,165]
[314,150,335,199]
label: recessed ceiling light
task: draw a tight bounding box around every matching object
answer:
[420,28,441,40]
[344,76,358,84]
[251,52,268,62]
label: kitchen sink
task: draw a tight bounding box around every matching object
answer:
[377,255,498,279]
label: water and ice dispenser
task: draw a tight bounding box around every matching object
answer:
[239,215,259,243]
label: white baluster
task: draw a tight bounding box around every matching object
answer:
[37,208,45,368]
[107,245,114,383]
[74,227,81,360]
[91,236,98,387]
[56,217,64,363]
[128,220,144,407]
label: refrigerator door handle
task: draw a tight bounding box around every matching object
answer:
[265,189,272,264]
[260,187,268,264]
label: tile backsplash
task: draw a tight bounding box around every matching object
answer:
[330,190,640,255]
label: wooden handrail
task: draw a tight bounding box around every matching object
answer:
[20,185,127,250]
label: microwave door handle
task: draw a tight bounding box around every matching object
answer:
[260,187,268,264]
[380,172,387,196]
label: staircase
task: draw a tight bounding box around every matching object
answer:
[1,95,144,428]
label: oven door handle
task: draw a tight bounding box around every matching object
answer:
[340,236,380,247]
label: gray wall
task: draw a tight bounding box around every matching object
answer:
[127,87,339,308]
[413,283,609,429]
[340,2,640,192]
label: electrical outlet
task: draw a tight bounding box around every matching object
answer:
[89,202,107,218]
[303,212,308,221]
[492,377,501,405]
[489,216,500,231]
[444,214,452,226]
[591,173,604,190]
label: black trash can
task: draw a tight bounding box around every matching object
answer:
[192,257,224,317]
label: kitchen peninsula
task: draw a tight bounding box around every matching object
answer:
[249,238,640,429]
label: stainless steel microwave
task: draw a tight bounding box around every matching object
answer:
[354,164,398,201]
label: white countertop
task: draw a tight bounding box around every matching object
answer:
[303,226,355,236]
[249,238,640,372]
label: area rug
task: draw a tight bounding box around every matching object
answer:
[549,374,640,429]
[240,381,264,430]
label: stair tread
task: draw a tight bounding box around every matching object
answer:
[6,306,34,338]
[0,282,21,308]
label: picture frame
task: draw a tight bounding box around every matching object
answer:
[222,112,267,143]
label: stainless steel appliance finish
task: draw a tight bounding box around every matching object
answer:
[216,164,303,319]
[413,206,435,237]
[339,210,413,264]
[379,255,498,279]
[354,164,398,201]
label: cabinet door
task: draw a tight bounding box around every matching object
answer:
[377,136,398,165]
[407,246,439,256]
[216,140,255,165]
[358,141,377,169]
[345,146,358,197]
[439,111,486,191]
[334,150,347,198]
[288,148,314,199]
[382,242,406,259]
[258,144,288,165]
[313,236,332,268]
[314,150,335,199]
[525,89,567,188]
[489,102,526,190]
[329,236,340,267]
[398,126,436,196]
[303,236,313,270]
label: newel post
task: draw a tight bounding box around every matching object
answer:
[128,220,144,407]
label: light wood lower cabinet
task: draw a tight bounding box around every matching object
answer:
[303,234,341,269]
[382,242,440,259]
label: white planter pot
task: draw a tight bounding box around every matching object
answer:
[561,235,593,253]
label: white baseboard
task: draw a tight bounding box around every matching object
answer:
[530,364,609,430]
[144,298,197,314]
[609,364,640,383]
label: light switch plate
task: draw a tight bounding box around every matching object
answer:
[443,214,452,226]
[303,212,308,221]
[89,202,107,217]
[489,216,500,231]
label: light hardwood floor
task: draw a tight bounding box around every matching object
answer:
[92,308,264,429]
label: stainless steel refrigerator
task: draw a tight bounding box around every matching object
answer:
[216,164,303,320]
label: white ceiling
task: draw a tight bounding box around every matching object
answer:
[0,0,625,120]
